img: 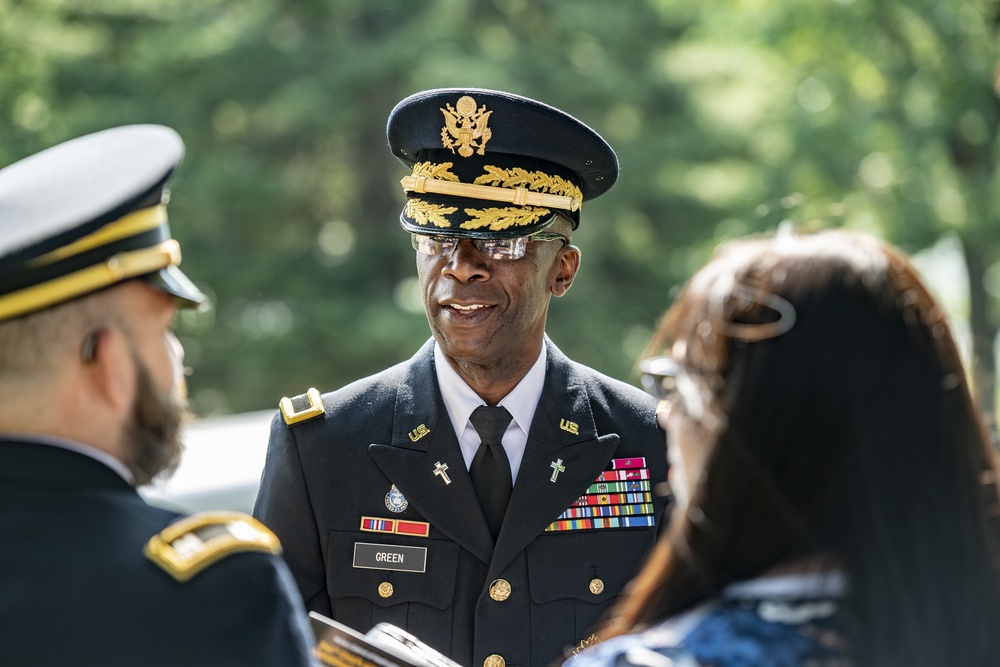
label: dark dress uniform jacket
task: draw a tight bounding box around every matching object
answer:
[254,339,669,667]
[0,439,316,667]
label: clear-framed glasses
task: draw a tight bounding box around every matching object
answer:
[639,355,724,431]
[639,356,680,403]
[411,231,568,261]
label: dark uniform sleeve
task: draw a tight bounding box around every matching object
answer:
[208,552,320,666]
[254,411,332,614]
[144,512,319,666]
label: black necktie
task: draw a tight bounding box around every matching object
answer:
[469,405,513,540]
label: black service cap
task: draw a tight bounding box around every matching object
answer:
[387,88,618,239]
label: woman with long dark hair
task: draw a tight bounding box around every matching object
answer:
[568,229,1000,666]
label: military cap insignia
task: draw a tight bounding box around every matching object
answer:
[461,205,552,232]
[388,87,618,236]
[404,200,457,228]
[440,95,493,157]
[279,387,325,425]
[144,511,281,582]
[401,161,582,233]
[474,165,583,205]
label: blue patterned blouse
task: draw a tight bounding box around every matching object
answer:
[566,573,849,667]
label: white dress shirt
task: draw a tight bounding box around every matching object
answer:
[433,341,547,485]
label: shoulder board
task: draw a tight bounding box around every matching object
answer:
[144,511,281,582]
[279,387,325,425]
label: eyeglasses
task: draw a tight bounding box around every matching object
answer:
[411,231,569,261]
[638,356,680,402]
[639,355,724,431]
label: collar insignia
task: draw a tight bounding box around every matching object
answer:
[408,424,430,442]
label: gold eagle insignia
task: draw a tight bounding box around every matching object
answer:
[440,95,493,158]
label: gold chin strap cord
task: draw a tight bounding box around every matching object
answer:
[400,175,581,213]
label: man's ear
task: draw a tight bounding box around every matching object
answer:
[84,328,135,413]
[550,244,581,297]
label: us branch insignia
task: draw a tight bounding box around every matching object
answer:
[440,95,493,157]
[560,419,580,435]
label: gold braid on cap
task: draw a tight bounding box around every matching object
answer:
[405,200,456,228]
[412,161,461,182]
[0,206,180,322]
[474,165,581,202]
[460,206,552,231]
[29,206,168,266]
[401,162,582,213]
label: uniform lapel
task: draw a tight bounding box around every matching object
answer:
[367,340,494,565]
[489,342,620,575]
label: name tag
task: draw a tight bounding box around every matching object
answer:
[352,542,427,573]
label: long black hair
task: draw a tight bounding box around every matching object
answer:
[602,230,1000,665]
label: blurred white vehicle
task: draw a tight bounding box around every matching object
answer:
[141,409,276,514]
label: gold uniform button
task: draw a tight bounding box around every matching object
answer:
[378,581,394,598]
[489,578,511,602]
[589,578,605,595]
[484,654,505,667]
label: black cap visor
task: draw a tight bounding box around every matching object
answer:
[145,264,206,309]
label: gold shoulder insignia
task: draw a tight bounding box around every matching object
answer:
[144,511,281,582]
[279,387,325,425]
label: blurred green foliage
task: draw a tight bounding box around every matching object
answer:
[2,0,999,419]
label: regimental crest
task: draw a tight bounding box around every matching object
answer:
[440,95,493,158]
[385,484,409,513]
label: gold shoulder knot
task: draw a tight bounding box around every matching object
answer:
[279,387,325,425]
[144,511,281,582]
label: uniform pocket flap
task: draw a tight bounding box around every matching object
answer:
[526,529,654,605]
[327,530,459,609]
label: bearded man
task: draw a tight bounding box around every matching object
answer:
[0,126,316,666]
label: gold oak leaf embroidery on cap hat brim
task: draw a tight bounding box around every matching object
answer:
[461,206,552,231]
[405,200,456,228]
